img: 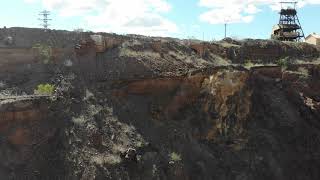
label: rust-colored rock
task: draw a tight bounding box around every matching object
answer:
[8,128,31,145]
[105,36,124,50]
[151,41,162,53]
[190,43,205,56]
[251,66,282,79]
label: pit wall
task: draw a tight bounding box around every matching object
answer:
[0,97,57,175]
[113,64,320,141]
[113,67,252,141]
[1,64,319,179]
[190,40,320,63]
[0,27,319,78]
[0,97,50,146]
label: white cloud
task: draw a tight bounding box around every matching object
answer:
[199,0,320,24]
[245,4,261,14]
[25,0,178,36]
[199,4,255,24]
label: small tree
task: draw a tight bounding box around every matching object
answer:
[277,57,290,70]
[170,152,182,162]
[244,59,254,69]
[34,83,55,95]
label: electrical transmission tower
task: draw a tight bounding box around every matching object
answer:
[271,1,305,42]
[39,10,52,31]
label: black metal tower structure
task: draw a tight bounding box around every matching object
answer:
[271,1,305,42]
[39,10,52,31]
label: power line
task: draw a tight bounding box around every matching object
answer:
[38,10,52,31]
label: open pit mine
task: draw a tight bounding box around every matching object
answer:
[0,27,320,180]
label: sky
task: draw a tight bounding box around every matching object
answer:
[1,0,320,40]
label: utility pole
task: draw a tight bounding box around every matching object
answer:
[39,10,51,31]
[224,17,230,39]
[202,32,205,58]
[224,23,227,38]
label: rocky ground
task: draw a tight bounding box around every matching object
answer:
[0,27,320,180]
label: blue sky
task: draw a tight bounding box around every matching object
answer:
[1,0,320,40]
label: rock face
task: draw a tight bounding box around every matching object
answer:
[0,28,320,180]
[248,65,320,180]
[0,96,67,179]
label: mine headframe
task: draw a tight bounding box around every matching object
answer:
[271,1,305,42]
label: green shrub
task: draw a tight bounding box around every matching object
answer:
[170,152,182,162]
[244,60,254,69]
[34,83,55,95]
[32,43,52,64]
[276,57,290,70]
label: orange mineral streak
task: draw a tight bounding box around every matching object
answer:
[0,109,44,132]
[8,128,31,145]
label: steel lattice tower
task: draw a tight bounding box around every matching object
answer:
[39,10,52,31]
[271,1,305,42]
